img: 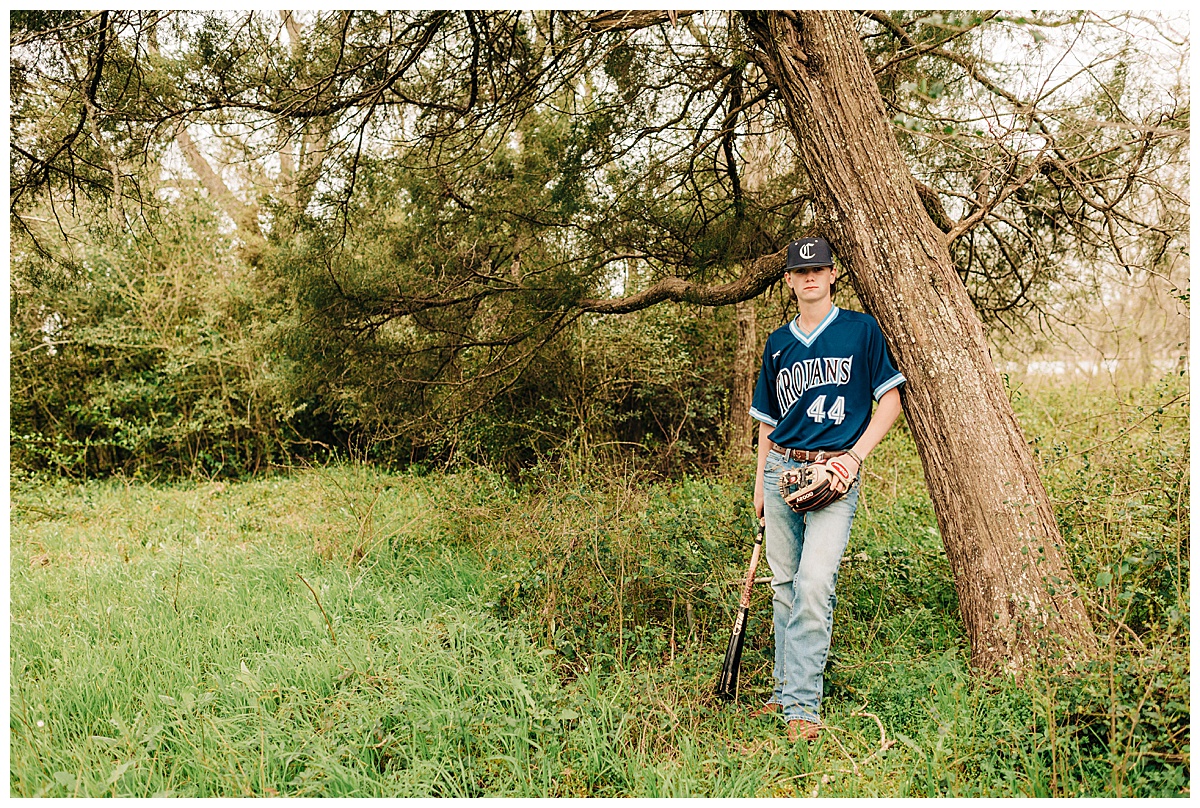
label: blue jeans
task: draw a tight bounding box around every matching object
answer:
[762,450,859,723]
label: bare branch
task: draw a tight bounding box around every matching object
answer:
[579,246,786,314]
[945,152,1050,242]
[584,10,698,33]
[173,124,263,239]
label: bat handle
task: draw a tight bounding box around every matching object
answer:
[737,519,765,608]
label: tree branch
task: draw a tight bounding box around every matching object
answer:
[174,124,262,239]
[578,246,786,314]
[945,152,1050,242]
[584,10,698,33]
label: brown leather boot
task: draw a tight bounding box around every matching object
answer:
[787,719,821,742]
[749,702,781,719]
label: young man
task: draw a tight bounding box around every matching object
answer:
[749,236,905,742]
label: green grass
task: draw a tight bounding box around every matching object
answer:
[10,375,1189,797]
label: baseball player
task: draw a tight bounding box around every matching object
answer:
[749,236,905,742]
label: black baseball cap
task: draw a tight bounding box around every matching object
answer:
[785,237,833,270]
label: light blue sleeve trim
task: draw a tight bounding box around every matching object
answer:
[873,373,906,401]
[749,407,778,427]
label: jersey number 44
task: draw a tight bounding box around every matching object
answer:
[805,394,846,425]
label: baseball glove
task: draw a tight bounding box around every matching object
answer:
[778,462,847,513]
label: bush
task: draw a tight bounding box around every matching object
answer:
[11,197,302,478]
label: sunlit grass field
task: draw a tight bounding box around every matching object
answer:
[10,374,1189,797]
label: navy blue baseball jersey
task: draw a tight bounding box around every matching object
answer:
[749,306,905,450]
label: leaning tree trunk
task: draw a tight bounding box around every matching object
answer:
[745,10,1097,675]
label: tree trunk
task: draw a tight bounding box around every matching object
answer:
[727,85,771,461]
[744,10,1097,675]
[728,299,758,459]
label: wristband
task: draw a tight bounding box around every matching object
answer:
[845,448,863,466]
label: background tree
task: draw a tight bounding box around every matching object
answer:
[9,10,1188,671]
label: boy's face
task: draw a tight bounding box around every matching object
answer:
[785,264,836,304]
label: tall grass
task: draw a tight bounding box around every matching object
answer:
[10,374,1188,796]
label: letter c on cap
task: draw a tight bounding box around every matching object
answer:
[799,242,816,260]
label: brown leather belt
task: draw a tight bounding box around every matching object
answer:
[770,442,845,463]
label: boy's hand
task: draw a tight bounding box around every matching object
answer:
[826,454,860,493]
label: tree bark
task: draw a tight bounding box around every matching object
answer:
[744,10,1097,675]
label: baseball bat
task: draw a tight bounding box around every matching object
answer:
[714,516,765,701]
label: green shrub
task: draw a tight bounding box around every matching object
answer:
[11,197,300,478]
